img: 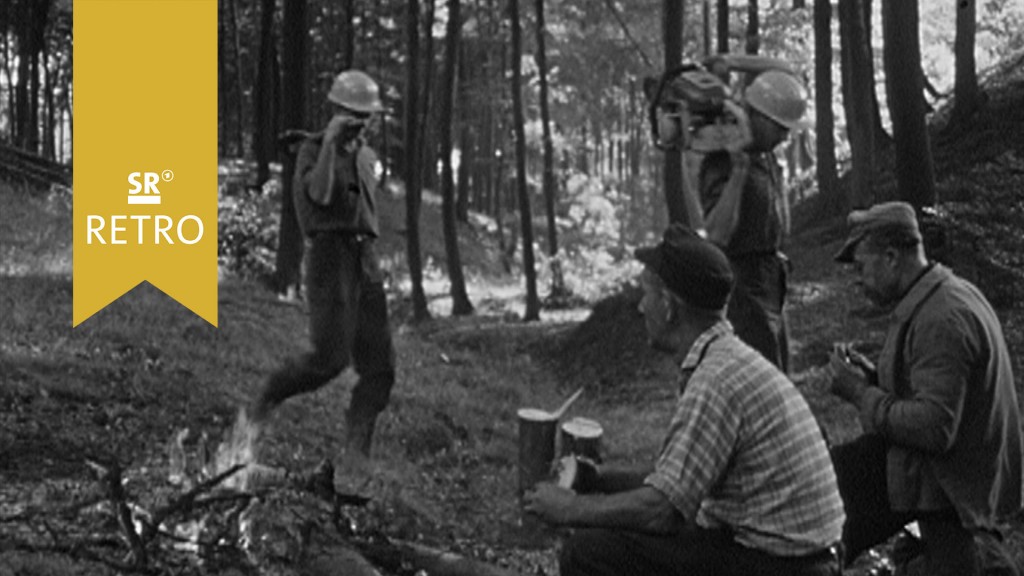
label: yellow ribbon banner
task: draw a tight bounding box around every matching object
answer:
[74,0,218,327]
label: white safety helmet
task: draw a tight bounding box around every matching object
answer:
[327,70,385,114]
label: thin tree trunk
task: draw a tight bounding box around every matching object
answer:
[455,43,472,222]
[439,0,473,316]
[534,0,566,298]
[405,0,430,320]
[952,0,980,122]
[745,0,759,55]
[274,0,307,296]
[340,0,356,70]
[228,0,245,158]
[838,0,875,208]
[1,4,15,142]
[508,0,541,321]
[717,0,729,53]
[254,0,276,185]
[418,0,437,193]
[813,0,838,206]
[881,0,935,208]
[703,0,711,56]
[662,0,684,224]
[861,0,890,151]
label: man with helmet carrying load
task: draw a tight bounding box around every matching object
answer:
[249,70,395,458]
[697,68,810,373]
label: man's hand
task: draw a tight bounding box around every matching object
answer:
[523,482,577,526]
[828,343,873,404]
[324,113,366,152]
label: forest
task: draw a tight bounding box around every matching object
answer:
[3,0,1024,575]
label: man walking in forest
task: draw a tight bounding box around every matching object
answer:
[698,69,810,372]
[829,202,1022,575]
[524,224,844,576]
[249,70,395,458]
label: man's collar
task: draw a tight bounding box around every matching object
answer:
[893,263,951,322]
[680,320,732,370]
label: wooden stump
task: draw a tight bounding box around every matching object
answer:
[516,408,558,497]
[560,417,603,463]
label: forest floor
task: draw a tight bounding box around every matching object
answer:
[3,52,1024,576]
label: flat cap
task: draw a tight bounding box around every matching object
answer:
[834,201,923,263]
[635,224,735,310]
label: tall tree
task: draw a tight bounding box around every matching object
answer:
[273,0,307,297]
[439,0,473,316]
[253,0,278,186]
[662,0,687,226]
[227,0,245,157]
[702,0,711,56]
[534,0,567,298]
[745,0,760,54]
[340,0,356,70]
[952,0,980,122]
[716,0,729,53]
[838,0,875,209]
[882,0,936,208]
[404,0,431,320]
[813,0,838,205]
[508,0,541,321]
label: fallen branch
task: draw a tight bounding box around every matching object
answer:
[147,463,246,533]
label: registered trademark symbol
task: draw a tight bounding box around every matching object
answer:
[161,170,174,182]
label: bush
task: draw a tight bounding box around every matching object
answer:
[218,178,281,280]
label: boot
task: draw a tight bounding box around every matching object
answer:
[345,410,377,457]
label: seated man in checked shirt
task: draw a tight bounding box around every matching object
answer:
[524,223,845,576]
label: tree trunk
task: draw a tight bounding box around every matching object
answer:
[703,0,712,56]
[861,0,891,152]
[273,0,307,297]
[881,0,935,208]
[534,0,566,298]
[418,0,437,194]
[1,3,15,142]
[254,0,277,186]
[42,38,55,160]
[508,0,541,321]
[952,0,980,122]
[455,44,472,222]
[813,0,838,206]
[745,0,760,55]
[838,0,875,209]
[717,0,729,53]
[439,0,473,316]
[228,0,245,158]
[662,0,688,226]
[340,0,356,70]
[405,0,431,321]
[218,0,227,157]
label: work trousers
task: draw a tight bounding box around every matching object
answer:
[259,232,395,420]
[559,526,839,576]
[727,252,789,373]
[831,434,1019,576]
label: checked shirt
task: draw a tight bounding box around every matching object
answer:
[645,320,845,557]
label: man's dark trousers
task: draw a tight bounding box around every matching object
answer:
[559,526,839,576]
[257,232,395,430]
[831,434,1017,576]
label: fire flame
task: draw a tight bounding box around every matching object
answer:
[213,409,261,490]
